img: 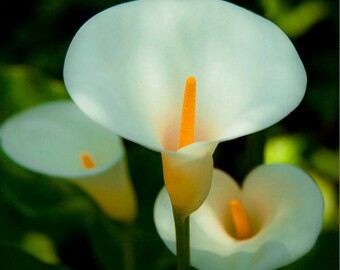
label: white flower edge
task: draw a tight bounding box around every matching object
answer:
[0,100,124,178]
[64,0,306,152]
[154,164,324,270]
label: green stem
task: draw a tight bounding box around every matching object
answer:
[122,225,135,270]
[173,209,190,270]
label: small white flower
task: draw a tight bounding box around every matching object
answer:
[0,101,137,222]
[154,164,324,270]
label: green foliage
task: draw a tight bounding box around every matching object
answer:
[311,149,339,180]
[21,232,60,265]
[260,0,330,38]
[0,65,67,119]
[0,242,71,270]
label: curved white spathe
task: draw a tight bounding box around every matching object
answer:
[64,0,307,152]
[0,100,124,178]
[73,154,137,223]
[154,164,324,270]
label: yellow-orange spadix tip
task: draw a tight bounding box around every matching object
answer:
[178,76,197,150]
[229,199,252,240]
[81,152,96,170]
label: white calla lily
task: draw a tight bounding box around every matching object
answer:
[154,164,324,270]
[0,101,137,222]
[64,0,306,215]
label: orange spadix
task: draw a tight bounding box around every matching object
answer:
[178,76,196,150]
[81,152,96,169]
[229,199,252,240]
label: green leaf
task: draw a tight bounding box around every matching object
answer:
[21,232,60,265]
[264,134,307,165]
[311,149,339,180]
[261,0,330,38]
[312,173,339,230]
[0,242,71,270]
[0,65,67,118]
[87,214,126,270]
[276,1,329,38]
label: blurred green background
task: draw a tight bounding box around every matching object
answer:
[0,0,338,269]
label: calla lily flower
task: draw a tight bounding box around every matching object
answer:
[154,164,324,270]
[0,101,137,223]
[63,0,307,216]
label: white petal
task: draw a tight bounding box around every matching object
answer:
[154,165,323,270]
[241,164,324,266]
[64,0,306,151]
[0,101,124,178]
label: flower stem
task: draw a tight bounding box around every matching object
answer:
[122,225,135,270]
[173,209,190,270]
